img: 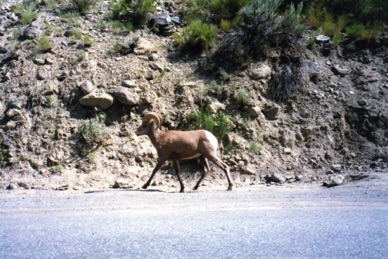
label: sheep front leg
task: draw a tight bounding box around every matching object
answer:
[173,160,185,193]
[142,158,166,190]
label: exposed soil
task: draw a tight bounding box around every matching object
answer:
[0,1,387,191]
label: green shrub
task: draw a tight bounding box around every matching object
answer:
[209,0,250,19]
[110,0,153,26]
[189,108,231,140]
[177,20,218,53]
[80,120,109,145]
[21,9,38,24]
[280,2,306,36]
[249,143,260,155]
[346,23,367,39]
[235,88,251,105]
[70,0,97,14]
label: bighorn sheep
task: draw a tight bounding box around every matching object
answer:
[136,112,233,192]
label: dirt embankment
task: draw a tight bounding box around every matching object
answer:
[0,1,387,191]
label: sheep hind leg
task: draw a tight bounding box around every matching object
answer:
[193,155,210,191]
[206,154,233,191]
[173,160,185,193]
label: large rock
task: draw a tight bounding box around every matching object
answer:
[134,38,156,55]
[114,86,139,105]
[22,25,41,40]
[249,63,272,80]
[79,92,114,109]
[323,175,345,187]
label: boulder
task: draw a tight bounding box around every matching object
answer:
[79,92,114,109]
[114,86,139,105]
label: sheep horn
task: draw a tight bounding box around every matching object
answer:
[144,112,162,128]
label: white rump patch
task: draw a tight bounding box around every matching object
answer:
[204,130,218,150]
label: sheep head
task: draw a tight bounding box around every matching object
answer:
[135,112,163,136]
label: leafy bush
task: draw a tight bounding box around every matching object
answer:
[189,108,231,140]
[80,120,109,145]
[70,0,97,14]
[110,0,153,26]
[176,20,218,54]
[211,0,305,68]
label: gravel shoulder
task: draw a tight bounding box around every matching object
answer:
[1,172,387,216]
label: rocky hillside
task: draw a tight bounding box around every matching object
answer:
[0,0,387,191]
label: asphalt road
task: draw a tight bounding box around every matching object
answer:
[1,178,388,258]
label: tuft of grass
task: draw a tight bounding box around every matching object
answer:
[235,88,251,105]
[189,108,231,140]
[249,143,260,155]
[36,36,53,52]
[21,9,38,24]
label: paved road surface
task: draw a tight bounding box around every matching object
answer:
[1,179,388,258]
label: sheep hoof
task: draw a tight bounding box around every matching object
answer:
[179,188,185,193]
[142,184,148,190]
[193,186,199,191]
[227,186,233,191]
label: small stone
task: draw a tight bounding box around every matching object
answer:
[332,64,349,76]
[331,164,342,172]
[45,56,55,65]
[271,173,286,183]
[5,108,21,118]
[37,67,49,80]
[134,38,156,55]
[148,53,159,61]
[33,58,45,65]
[208,102,225,113]
[114,86,139,105]
[284,148,292,154]
[323,175,345,187]
[315,35,330,43]
[6,183,18,190]
[79,92,114,109]
[248,106,261,117]
[122,80,137,88]
[112,178,130,188]
[149,62,164,72]
[144,70,154,80]
[262,105,280,120]
[80,80,94,95]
